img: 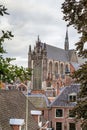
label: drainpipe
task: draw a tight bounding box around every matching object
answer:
[25,81,31,130]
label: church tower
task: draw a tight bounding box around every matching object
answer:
[28,36,47,90]
[64,26,69,50]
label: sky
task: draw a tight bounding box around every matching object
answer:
[0,0,80,67]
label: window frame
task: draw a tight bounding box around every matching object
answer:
[68,93,77,102]
[69,123,76,130]
[68,110,75,118]
[55,108,63,118]
[56,122,63,130]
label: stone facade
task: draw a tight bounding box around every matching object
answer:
[28,31,79,93]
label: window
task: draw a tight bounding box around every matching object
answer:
[49,61,52,73]
[55,63,58,73]
[65,64,70,74]
[68,93,77,102]
[47,81,51,87]
[69,95,76,102]
[23,87,25,91]
[60,63,63,74]
[69,110,75,118]
[56,122,62,130]
[56,109,63,117]
[69,123,76,130]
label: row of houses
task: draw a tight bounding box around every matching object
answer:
[0,84,82,130]
[0,30,86,130]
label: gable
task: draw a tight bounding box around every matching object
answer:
[69,50,78,63]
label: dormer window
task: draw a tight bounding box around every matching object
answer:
[68,93,77,102]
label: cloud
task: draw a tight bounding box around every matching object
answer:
[0,0,80,67]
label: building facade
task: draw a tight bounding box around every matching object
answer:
[28,29,78,92]
[49,84,82,130]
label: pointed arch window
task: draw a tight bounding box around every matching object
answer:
[60,63,63,74]
[55,62,58,73]
[49,61,52,73]
[65,64,70,74]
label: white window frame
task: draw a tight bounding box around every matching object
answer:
[55,108,64,118]
[55,122,64,130]
[68,93,77,102]
[68,109,75,119]
[67,122,77,130]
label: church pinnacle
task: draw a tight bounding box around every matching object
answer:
[64,26,69,50]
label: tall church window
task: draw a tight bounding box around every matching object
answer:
[55,63,58,73]
[65,64,69,74]
[60,63,63,74]
[55,63,59,79]
[49,61,52,73]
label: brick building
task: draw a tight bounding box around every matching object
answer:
[48,84,81,130]
[0,90,48,130]
[28,29,79,96]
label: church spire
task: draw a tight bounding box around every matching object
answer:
[64,26,69,50]
[37,35,40,42]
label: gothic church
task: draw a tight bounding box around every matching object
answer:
[28,29,78,92]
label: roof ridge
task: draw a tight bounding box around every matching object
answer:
[50,87,67,107]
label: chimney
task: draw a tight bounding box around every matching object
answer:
[9,119,24,130]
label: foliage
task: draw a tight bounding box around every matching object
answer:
[62,0,87,58]
[0,5,9,16]
[0,57,32,83]
[0,5,32,85]
[62,0,87,128]
[71,62,87,128]
[72,62,87,98]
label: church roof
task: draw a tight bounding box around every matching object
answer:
[29,36,77,63]
[46,44,69,62]
[0,90,39,130]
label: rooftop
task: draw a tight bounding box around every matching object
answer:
[50,84,80,107]
[0,90,39,130]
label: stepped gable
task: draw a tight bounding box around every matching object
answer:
[0,90,39,130]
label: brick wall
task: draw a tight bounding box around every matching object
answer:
[32,115,38,123]
[48,107,82,130]
[12,125,19,130]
